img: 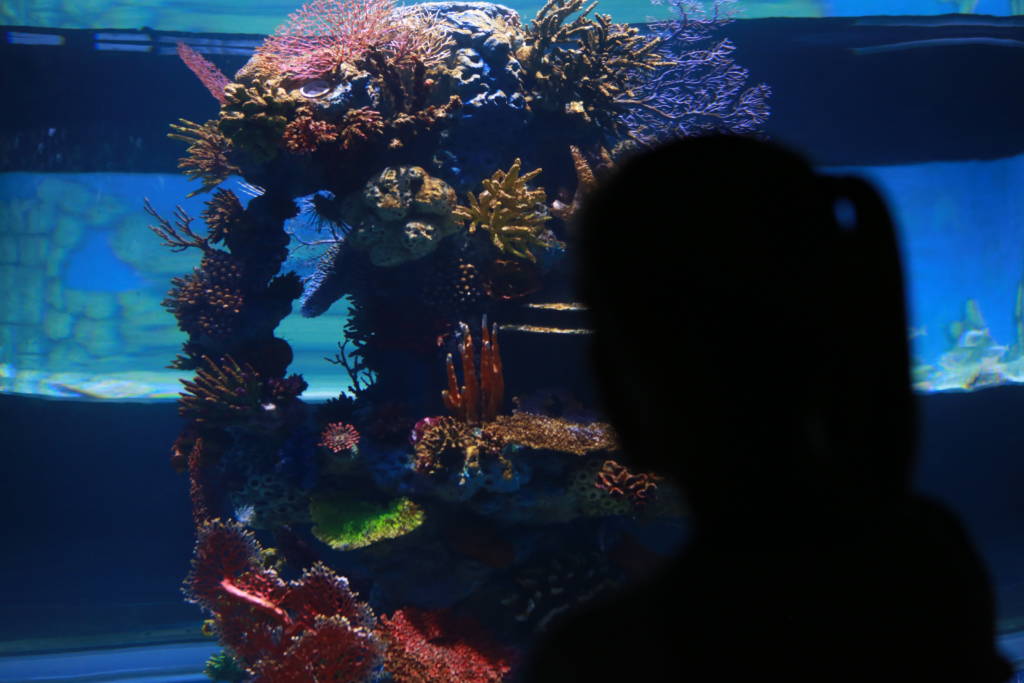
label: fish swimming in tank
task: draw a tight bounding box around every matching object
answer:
[155,0,769,679]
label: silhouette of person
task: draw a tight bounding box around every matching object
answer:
[523,135,1013,682]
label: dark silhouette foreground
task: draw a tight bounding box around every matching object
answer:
[525,136,1012,682]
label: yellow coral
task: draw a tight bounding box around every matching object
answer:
[482,412,619,455]
[454,159,552,262]
[168,119,240,197]
[218,79,301,163]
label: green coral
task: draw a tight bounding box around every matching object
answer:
[517,0,669,135]
[204,650,248,682]
[218,78,301,163]
[310,495,425,550]
[454,158,553,262]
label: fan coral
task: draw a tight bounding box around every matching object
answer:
[176,42,231,104]
[518,0,669,136]
[184,519,383,681]
[482,413,618,455]
[380,607,513,683]
[454,159,552,263]
[309,495,425,550]
[343,165,462,267]
[253,0,452,82]
[178,355,263,424]
[442,321,504,424]
[622,0,771,143]
[168,119,240,197]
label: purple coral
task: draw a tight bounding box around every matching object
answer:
[621,0,771,143]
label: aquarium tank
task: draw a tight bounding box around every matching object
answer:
[1,0,1022,681]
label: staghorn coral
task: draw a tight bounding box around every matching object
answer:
[168,119,240,197]
[482,412,618,456]
[518,0,669,136]
[179,355,263,424]
[380,607,512,683]
[550,145,614,222]
[309,495,425,550]
[442,321,504,424]
[282,106,340,153]
[164,250,245,341]
[454,159,553,263]
[184,519,382,681]
[201,188,245,245]
[343,165,462,267]
[219,79,301,164]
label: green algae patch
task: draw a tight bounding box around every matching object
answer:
[310,495,425,551]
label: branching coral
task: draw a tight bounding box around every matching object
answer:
[380,608,513,683]
[163,250,246,341]
[455,159,552,263]
[168,119,240,197]
[309,495,425,550]
[201,189,245,245]
[282,106,340,153]
[442,321,504,424]
[144,198,212,253]
[550,145,615,222]
[518,0,669,136]
[179,355,264,424]
[184,519,383,681]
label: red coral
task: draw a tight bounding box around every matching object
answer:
[183,519,383,680]
[176,42,230,103]
[320,421,360,453]
[380,608,512,683]
[283,109,340,154]
[257,0,400,81]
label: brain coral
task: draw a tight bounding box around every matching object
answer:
[342,165,462,266]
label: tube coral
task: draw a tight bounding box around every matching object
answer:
[442,321,504,424]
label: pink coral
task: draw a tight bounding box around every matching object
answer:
[256,0,400,81]
[176,42,230,104]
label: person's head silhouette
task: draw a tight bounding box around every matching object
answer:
[577,134,916,539]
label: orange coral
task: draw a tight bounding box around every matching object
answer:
[482,413,619,456]
[594,459,661,504]
[442,321,504,424]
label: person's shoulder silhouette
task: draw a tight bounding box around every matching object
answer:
[522,135,1012,682]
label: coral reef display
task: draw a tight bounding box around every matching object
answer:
[155,0,769,678]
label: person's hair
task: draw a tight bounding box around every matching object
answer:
[576,134,915,520]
